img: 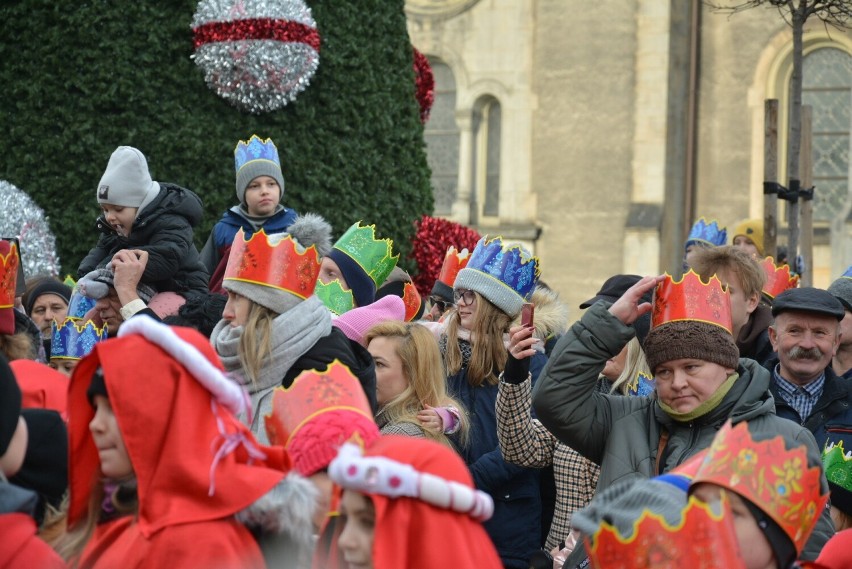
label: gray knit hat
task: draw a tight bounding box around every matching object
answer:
[96,146,160,213]
[644,320,739,373]
[223,213,332,314]
[77,267,156,303]
[827,270,852,313]
[234,135,285,205]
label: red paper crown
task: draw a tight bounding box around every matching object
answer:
[224,229,320,298]
[0,240,17,308]
[651,270,733,334]
[402,281,422,321]
[761,257,800,299]
[264,360,379,476]
[437,246,471,287]
[586,494,746,569]
[692,421,829,554]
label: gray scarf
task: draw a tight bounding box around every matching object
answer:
[211,295,332,443]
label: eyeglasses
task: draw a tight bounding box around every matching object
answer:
[429,296,454,313]
[453,289,477,306]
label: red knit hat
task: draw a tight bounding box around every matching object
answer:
[264,361,379,477]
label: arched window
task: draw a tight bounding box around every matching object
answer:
[423,60,461,215]
[472,96,501,219]
[801,48,852,220]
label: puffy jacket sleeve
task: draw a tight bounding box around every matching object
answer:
[77,233,115,277]
[136,214,196,283]
[199,229,220,274]
[531,302,645,464]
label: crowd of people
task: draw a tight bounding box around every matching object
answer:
[2,138,852,568]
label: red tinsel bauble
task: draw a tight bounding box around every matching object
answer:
[410,215,481,298]
[413,47,435,124]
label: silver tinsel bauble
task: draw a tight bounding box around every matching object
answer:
[191,0,320,114]
[0,180,61,278]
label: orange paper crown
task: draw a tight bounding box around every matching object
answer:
[402,281,422,321]
[264,360,379,476]
[691,421,829,554]
[224,229,320,299]
[0,240,17,308]
[651,270,733,334]
[761,257,800,299]
[436,246,471,287]
[586,494,746,569]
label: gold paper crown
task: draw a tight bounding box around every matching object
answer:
[761,257,799,299]
[224,229,320,298]
[586,494,746,569]
[0,240,18,308]
[691,421,829,554]
[651,270,733,334]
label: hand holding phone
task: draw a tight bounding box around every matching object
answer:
[521,302,535,329]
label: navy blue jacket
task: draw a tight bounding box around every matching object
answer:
[767,356,852,452]
[447,348,547,569]
[200,206,298,270]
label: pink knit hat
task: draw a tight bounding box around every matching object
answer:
[333,295,405,346]
[147,292,186,319]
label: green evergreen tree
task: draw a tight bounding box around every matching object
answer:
[0,0,432,275]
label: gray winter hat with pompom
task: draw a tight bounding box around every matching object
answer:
[223,213,332,314]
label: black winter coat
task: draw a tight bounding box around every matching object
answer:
[77,183,209,294]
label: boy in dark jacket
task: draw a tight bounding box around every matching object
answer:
[200,135,298,293]
[77,146,209,295]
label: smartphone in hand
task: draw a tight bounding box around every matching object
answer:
[521,302,535,329]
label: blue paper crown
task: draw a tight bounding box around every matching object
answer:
[51,318,107,360]
[67,291,96,319]
[626,371,655,397]
[841,265,852,279]
[234,135,280,173]
[685,217,727,249]
[465,236,540,300]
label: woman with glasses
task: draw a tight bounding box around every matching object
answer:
[438,236,545,569]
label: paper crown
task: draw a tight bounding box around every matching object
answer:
[67,288,97,319]
[0,240,18,309]
[234,135,280,172]
[686,217,727,248]
[651,270,733,334]
[332,222,399,288]
[841,266,852,279]
[823,440,852,494]
[585,494,746,569]
[463,236,541,301]
[691,421,829,554]
[402,281,422,321]
[264,360,378,476]
[224,229,320,298]
[625,371,655,398]
[437,246,471,287]
[761,257,800,299]
[51,317,108,360]
[315,279,355,316]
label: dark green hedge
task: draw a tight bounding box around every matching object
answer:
[0,0,432,276]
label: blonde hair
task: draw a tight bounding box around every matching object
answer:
[0,332,36,361]
[444,293,512,387]
[365,321,469,446]
[238,301,277,384]
[609,337,651,395]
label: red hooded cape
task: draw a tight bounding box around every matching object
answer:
[67,323,290,568]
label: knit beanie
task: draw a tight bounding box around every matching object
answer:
[96,146,160,214]
[234,135,285,205]
[644,320,739,373]
[333,295,406,346]
[77,267,156,303]
[326,249,377,309]
[732,218,765,256]
[828,269,852,313]
[0,354,22,457]
[24,279,72,316]
[223,213,332,314]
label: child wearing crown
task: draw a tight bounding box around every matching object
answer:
[77,146,210,295]
[201,135,298,293]
[533,271,834,565]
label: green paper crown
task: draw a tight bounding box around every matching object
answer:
[823,440,852,491]
[333,222,399,288]
[315,279,355,316]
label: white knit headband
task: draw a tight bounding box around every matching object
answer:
[328,443,494,522]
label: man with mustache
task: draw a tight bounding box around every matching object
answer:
[768,287,851,451]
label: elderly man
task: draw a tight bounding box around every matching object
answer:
[768,287,852,452]
[23,278,71,340]
[827,268,852,379]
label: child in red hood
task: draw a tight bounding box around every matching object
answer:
[57,316,315,568]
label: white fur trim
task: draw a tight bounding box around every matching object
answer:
[118,316,248,417]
